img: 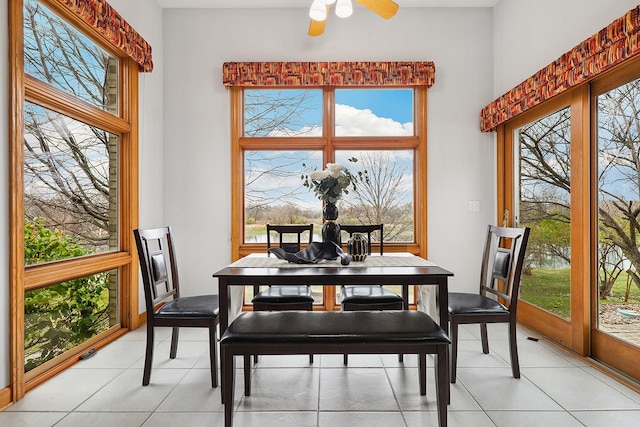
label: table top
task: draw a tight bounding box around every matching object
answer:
[213,252,453,284]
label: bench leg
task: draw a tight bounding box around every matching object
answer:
[223,347,235,427]
[435,346,448,427]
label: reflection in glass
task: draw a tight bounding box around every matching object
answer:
[335,89,413,136]
[24,102,118,265]
[23,0,118,114]
[596,78,640,347]
[243,89,322,137]
[515,107,571,320]
[24,269,118,372]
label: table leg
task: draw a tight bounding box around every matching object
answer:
[219,278,229,334]
[437,276,451,403]
[402,284,409,310]
[219,278,229,402]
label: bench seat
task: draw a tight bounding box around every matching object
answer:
[220,310,450,427]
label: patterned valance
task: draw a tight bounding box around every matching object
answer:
[222,62,435,87]
[56,0,153,72]
[480,6,640,132]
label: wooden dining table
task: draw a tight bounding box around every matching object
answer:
[213,252,454,335]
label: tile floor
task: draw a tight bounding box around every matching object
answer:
[2,323,640,427]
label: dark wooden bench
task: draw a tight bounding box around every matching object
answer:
[220,310,450,427]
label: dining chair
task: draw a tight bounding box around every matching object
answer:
[251,223,315,363]
[339,224,405,364]
[448,224,530,383]
[134,226,222,387]
[133,227,220,387]
[252,224,315,311]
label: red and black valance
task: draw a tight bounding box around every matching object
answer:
[481,6,640,132]
[56,0,153,72]
[222,61,435,87]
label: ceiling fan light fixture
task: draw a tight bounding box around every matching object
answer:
[309,0,328,21]
[335,0,353,18]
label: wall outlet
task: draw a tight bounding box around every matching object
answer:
[468,200,480,212]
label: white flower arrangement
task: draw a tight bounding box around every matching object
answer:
[302,158,366,204]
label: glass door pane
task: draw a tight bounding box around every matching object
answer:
[514,107,572,320]
[596,79,640,347]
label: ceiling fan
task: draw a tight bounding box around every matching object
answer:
[308,0,399,37]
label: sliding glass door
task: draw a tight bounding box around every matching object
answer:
[592,76,640,376]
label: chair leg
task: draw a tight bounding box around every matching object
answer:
[209,325,218,388]
[253,354,258,363]
[244,354,251,396]
[169,327,180,359]
[398,353,404,363]
[508,320,521,379]
[142,323,154,386]
[309,354,314,364]
[223,347,235,427]
[418,353,427,395]
[343,354,348,365]
[435,346,449,427]
[480,323,489,354]
[449,319,459,384]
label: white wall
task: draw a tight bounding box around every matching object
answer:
[493,0,640,98]
[162,7,496,299]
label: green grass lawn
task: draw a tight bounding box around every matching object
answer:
[520,268,640,319]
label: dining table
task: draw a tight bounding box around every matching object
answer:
[213,252,454,336]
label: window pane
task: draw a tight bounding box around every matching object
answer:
[244,150,322,243]
[335,150,414,242]
[24,269,118,372]
[596,78,640,346]
[244,89,322,137]
[515,107,571,320]
[24,102,119,265]
[335,89,413,136]
[23,0,118,114]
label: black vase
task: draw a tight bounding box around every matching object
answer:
[347,232,368,261]
[322,201,341,246]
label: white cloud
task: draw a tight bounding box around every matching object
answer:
[335,104,413,136]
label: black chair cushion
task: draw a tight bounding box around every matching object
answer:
[341,285,404,304]
[157,294,220,317]
[221,310,450,344]
[252,285,314,304]
[448,292,508,315]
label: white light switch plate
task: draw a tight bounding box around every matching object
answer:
[469,200,480,212]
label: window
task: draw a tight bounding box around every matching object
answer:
[513,106,572,320]
[11,0,143,396]
[232,86,428,309]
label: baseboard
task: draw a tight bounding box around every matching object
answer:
[0,386,12,411]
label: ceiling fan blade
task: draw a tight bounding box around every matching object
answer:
[354,0,399,19]
[308,18,326,36]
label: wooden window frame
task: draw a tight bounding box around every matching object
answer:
[8,0,139,402]
[230,85,429,311]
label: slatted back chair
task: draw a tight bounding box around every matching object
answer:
[447,224,530,383]
[251,224,315,311]
[250,224,315,365]
[134,226,220,387]
[339,224,403,311]
[339,224,404,364]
